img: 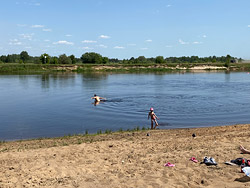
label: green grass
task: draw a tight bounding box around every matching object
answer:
[97,130,102,134]
[0,126,152,152]
[2,62,249,73]
[85,130,89,135]
[104,129,112,134]
[0,140,6,144]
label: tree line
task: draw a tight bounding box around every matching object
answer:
[0,51,241,65]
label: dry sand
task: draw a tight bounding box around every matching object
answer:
[1,124,250,188]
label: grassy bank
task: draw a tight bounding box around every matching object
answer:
[0,63,241,73]
[0,126,149,152]
[1,62,250,73]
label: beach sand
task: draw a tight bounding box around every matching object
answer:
[0,124,250,188]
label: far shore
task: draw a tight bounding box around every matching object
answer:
[1,124,250,187]
[1,62,250,73]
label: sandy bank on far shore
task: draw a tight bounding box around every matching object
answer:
[0,124,250,188]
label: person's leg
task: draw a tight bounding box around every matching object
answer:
[151,120,154,129]
[154,119,159,129]
[240,145,250,154]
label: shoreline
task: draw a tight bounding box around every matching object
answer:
[1,63,250,73]
[1,124,250,187]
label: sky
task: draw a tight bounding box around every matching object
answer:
[1,0,250,59]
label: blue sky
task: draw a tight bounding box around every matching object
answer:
[1,0,250,59]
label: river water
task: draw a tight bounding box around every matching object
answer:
[1,71,250,140]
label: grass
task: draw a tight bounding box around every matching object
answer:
[0,126,151,153]
[0,140,6,144]
[85,130,89,135]
[104,129,112,134]
[2,62,249,73]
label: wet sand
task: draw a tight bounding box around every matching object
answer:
[0,124,250,188]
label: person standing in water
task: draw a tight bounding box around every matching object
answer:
[148,107,159,129]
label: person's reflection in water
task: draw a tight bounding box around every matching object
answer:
[93,101,100,106]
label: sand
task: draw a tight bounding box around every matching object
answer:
[0,124,250,188]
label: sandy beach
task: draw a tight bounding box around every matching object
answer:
[1,124,250,188]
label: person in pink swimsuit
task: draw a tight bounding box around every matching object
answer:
[148,108,159,129]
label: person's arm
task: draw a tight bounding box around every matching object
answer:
[154,114,159,119]
[148,113,150,119]
[240,145,250,154]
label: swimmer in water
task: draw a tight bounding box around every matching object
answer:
[148,107,159,129]
[91,94,106,102]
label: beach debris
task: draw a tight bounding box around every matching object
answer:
[242,167,250,177]
[192,133,196,138]
[147,133,150,136]
[190,157,198,163]
[224,161,237,166]
[230,158,247,166]
[109,145,113,148]
[164,162,175,167]
[203,157,217,166]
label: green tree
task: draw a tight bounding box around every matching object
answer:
[20,51,29,63]
[0,55,7,63]
[81,52,103,64]
[137,56,146,63]
[225,54,231,68]
[102,57,109,64]
[69,55,76,64]
[155,56,165,64]
[40,53,50,64]
[50,57,58,64]
[58,54,72,64]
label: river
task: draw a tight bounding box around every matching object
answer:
[0,71,250,140]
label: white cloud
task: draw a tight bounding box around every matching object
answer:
[17,24,27,27]
[179,39,189,45]
[166,4,172,8]
[82,47,93,50]
[140,48,148,50]
[65,34,72,37]
[127,43,136,46]
[44,39,50,42]
[19,33,34,40]
[16,1,40,6]
[145,39,152,42]
[97,44,107,48]
[9,39,22,45]
[25,46,32,49]
[43,28,52,32]
[248,25,250,28]
[10,39,18,42]
[202,35,207,38]
[82,40,97,43]
[99,35,110,39]
[114,46,125,49]
[53,40,74,45]
[31,24,44,28]
[166,45,172,48]
[193,41,202,44]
